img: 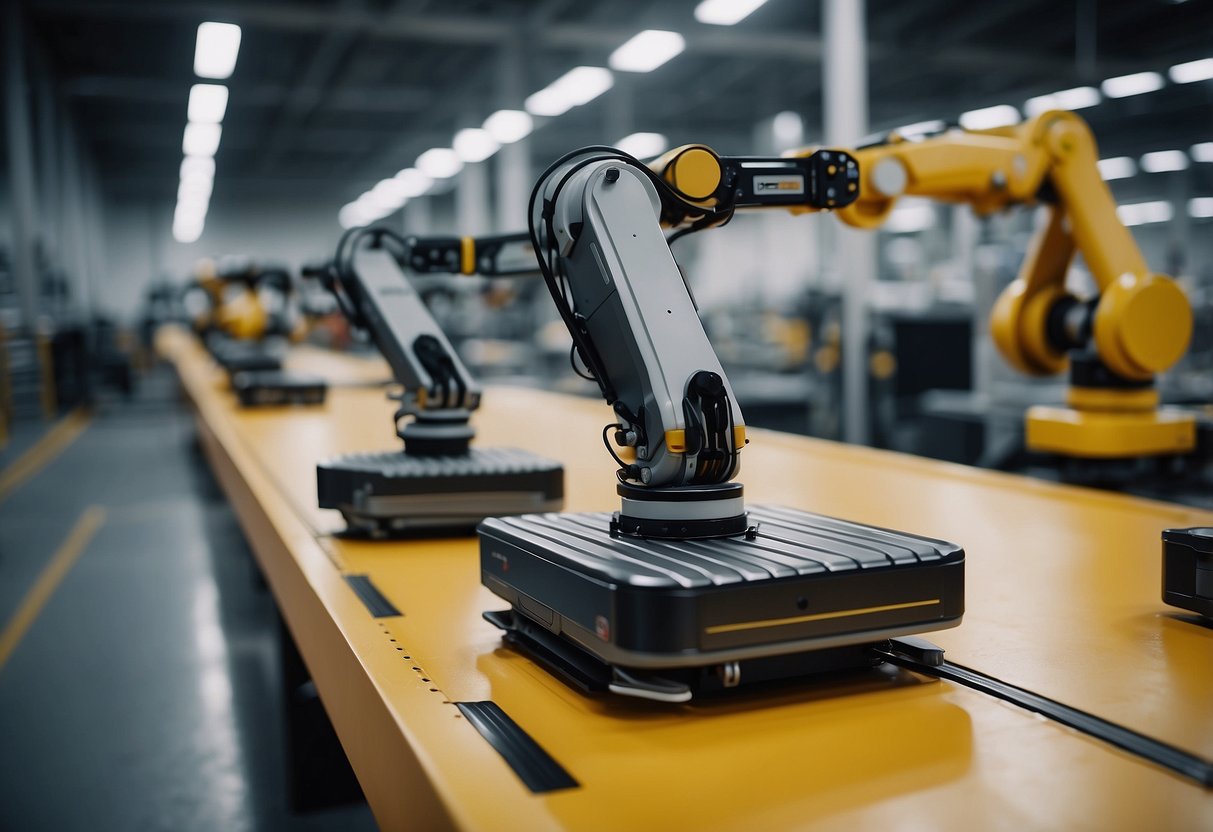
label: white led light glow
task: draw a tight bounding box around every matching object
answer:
[1101,71,1164,99]
[1117,201,1172,226]
[415,148,463,179]
[694,0,770,25]
[194,22,242,80]
[958,105,1020,130]
[1097,157,1137,180]
[1169,58,1213,84]
[615,132,668,160]
[609,30,686,73]
[1140,150,1190,173]
[1190,142,1213,163]
[453,128,500,163]
[187,84,229,123]
[393,168,434,197]
[182,122,222,156]
[1024,86,1100,116]
[1188,197,1213,219]
[482,110,533,144]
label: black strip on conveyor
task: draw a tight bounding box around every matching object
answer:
[876,641,1213,789]
[344,574,400,618]
[455,701,579,793]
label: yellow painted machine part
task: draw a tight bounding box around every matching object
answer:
[788,111,1196,457]
[1094,274,1193,380]
[654,144,723,201]
[1067,386,1159,413]
[460,236,476,275]
[158,328,1213,831]
[215,288,270,341]
[1027,405,1197,457]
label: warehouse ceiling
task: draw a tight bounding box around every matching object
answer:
[25,0,1213,212]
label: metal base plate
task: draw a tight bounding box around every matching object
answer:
[232,371,327,407]
[479,504,964,671]
[318,447,563,536]
[483,608,885,703]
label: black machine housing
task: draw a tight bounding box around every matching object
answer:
[480,505,964,701]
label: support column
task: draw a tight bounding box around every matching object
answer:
[455,162,490,236]
[35,52,61,285]
[494,42,530,232]
[823,0,873,446]
[403,199,432,235]
[5,2,41,328]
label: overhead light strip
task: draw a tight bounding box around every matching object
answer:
[175,22,241,244]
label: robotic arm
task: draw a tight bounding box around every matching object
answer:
[530,146,858,501]
[318,226,505,454]
[657,111,1196,458]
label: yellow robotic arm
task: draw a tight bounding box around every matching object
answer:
[655,112,1196,458]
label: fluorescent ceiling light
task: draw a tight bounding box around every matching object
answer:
[556,66,614,106]
[1117,200,1172,226]
[180,155,216,180]
[353,194,390,218]
[178,177,213,201]
[453,127,500,163]
[339,202,373,230]
[525,66,614,117]
[187,84,228,123]
[694,0,769,25]
[393,167,433,197]
[174,199,208,222]
[182,122,222,156]
[884,199,936,233]
[172,215,204,243]
[1097,156,1136,180]
[524,88,571,117]
[1101,71,1164,99]
[894,119,946,138]
[415,148,463,179]
[958,105,1020,130]
[1140,150,1189,173]
[1169,57,1213,84]
[609,30,685,73]
[615,132,668,160]
[483,109,533,144]
[1024,86,1101,116]
[1190,142,1213,163]
[1189,197,1213,219]
[370,178,409,209]
[194,22,242,80]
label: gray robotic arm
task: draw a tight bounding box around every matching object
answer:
[536,154,744,490]
[529,145,858,537]
[323,226,482,454]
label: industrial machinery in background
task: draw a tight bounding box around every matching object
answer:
[314,225,563,536]
[182,256,301,375]
[477,145,964,702]
[837,111,1196,461]
[655,111,1207,484]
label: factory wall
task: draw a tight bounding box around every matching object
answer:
[101,193,352,321]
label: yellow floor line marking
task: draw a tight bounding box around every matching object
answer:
[0,506,106,673]
[0,408,91,505]
[704,598,941,635]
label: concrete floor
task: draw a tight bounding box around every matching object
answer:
[0,372,377,831]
